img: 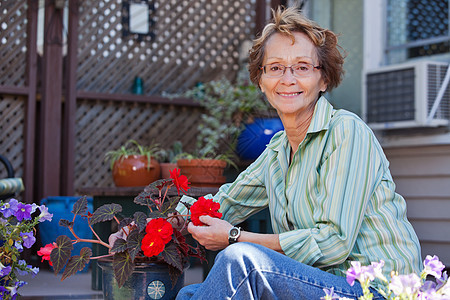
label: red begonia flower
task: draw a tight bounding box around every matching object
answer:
[169,168,190,195]
[190,196,222,226]
[141,234,165,257]
[145,218,173,244]
[37,242,58,266]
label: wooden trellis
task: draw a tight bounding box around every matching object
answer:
[0,0,265,202]
[76,0,257,95]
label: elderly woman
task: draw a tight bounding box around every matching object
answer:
[176,6,421,300]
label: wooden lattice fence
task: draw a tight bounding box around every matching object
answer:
[0,95,25,180]
[74,98,203,190]
[0,0,263,201]
[76,0,257,94]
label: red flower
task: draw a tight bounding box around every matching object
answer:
[141,234,165,257]
[170,168,190,195]
[37,242,58,266]
[190,196,222,226]
[145,218,173,244]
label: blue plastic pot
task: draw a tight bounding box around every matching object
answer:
[39,196,93,272]
[237,117,284,161]
[98,259,186,300]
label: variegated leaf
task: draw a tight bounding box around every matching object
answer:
[61,247,92,280]
[113,252,134,288]
[51,235,73,275]
[72,195,88,216]
[90,203,122,225]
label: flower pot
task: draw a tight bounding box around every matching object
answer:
[236,117,284,161]
[112,155,161,187]
[177,159,226,188]
[98,259,186,300]
[160,162,178,179]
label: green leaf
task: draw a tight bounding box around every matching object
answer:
[168,264,182,289]
[161,242,183,272]
[133,191,157,208]
[72,195,88,216]
[126,229,145,261]
[160,196,180,215]
[111,238,128,253]
[90,203,122,225]
[61,247,92,280]
[113,252,134,288]
[133,212,147,232]
[51,235,73,275]
[58,219,73,228]
[147,211,165,219]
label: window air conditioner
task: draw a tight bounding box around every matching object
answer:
[363,61,450,130]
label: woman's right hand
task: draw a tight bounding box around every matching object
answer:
[187,215,233,251]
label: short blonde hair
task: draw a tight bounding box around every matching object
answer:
[248,6,345,92]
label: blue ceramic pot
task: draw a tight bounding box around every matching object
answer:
[98,259,186,300]
[236,117,284,161]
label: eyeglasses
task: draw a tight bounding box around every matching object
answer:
[261,62,322,78]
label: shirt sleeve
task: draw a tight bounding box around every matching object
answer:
[175,150,270,224]
[212,150,271,226]
[279,118,385,267]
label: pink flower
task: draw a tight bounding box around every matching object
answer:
[37,243,58,266]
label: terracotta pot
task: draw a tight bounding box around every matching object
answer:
[160,162,178,179]
[176,159,227,188]
[112,155,161,187]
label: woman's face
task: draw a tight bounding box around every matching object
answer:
[259,32,327,116]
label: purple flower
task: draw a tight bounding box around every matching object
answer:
[14,241,23,252]
[322,287,339,299]
[370,260,386,281]
[389,273,421,296]
[0,199,19,218]
[20,231,36,248]
[423,255,445,279]
[15,203,32,221]
[0,264,12,276]
[37,204,53,222]
[346,261,376,286]
[436,271,448,290]
[0,286,8,297]
[346,261,361,286]
[30,267,39,278]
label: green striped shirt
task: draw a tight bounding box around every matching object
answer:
[182,96,422,283]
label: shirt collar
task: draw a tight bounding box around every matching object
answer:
[268,96,335,152]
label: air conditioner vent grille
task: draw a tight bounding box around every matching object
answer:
[427,64,450,120]
[366,67,415,123]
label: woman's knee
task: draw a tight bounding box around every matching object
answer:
[214,242,275,270]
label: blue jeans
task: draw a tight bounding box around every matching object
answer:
[176,242,384,300]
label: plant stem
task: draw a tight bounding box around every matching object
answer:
[74,238,110,249]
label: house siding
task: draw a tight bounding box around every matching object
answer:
[384,145,450,266]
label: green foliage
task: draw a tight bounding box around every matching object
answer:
[51,235,73,274]
[183,74,270,161]
[50,180,206,288]
[104,139,161,170]
[90,203,122,225]
[158,141,183,163]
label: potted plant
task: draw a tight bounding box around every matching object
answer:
[158,141,183,179]
[37,169,223,299]
[104,139,161,187]
[177,73,273,187]
[0,198,53,299]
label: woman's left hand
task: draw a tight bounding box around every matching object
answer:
[188,215,233,251]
